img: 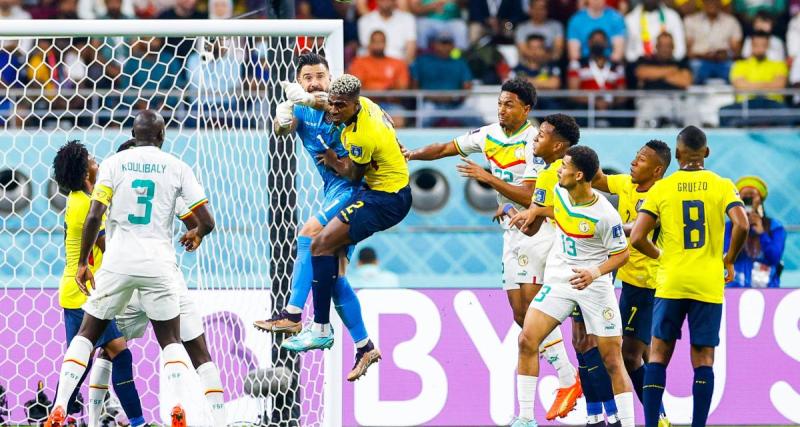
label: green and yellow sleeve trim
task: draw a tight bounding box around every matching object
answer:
[187,198,208,212]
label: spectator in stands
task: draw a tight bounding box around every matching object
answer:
[56,0,80,19]
[514,34,561,109]
[789,12,800,61]
[568,29,627,126]
[467,0,527,45]
[188,38,243,102]
[298,0,359,62]
[121,37,181,111]
[720,31,788,126]
[411,29,481,127]
[78,0,135,18]
[724,176,786,288]
[463,25,511,84]
[349,30,411,127]
[516,0,565,61]
[671,0,733,17]
[567,0,626,62]
[359,0,417,63]
[410,0,469,51]
[27,0,59,19]
[0,0,32,55]
[357,0,409,15]
[349,247,400,288]
[733,0,785,24]
[624,0,686,63]
[741,11,785,61]
[0,41,25,124]
[208,0,232,18]
[634,32,692,126]
[684,0,742,83]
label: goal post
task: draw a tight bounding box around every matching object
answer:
[0,19,343,426]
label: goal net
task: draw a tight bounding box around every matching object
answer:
[0,20,343,426]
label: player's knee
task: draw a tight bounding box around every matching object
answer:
[601,351,623,375]
[572,332,588,353]
[311,234,334,256]
[622,349,640,371]
[299,219,323,237]
[518,332,539,356]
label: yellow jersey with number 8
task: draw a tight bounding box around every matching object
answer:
[639,170,742,303]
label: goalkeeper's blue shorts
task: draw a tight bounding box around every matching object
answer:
[316,188,357,260]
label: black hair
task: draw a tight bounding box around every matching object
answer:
[501,77,538,108]
[53,140,89,192]
[656,32,674,42]
[754,10,775,24]
[751,30,771,41]
[588,29,608,42]
[544,113,580,146]
[566,145,600,182]
[645,139,671,169]
[117,138,137,153]
[369,30,386,40]
[525,34,546,44]
[296,52,329,77]
[677,125,707,151]
[358,247,377,264]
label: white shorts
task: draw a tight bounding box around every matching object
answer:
[529,280,623,337]
[502,226,554,290]
[83,269,181,322]
[116,280,204,342]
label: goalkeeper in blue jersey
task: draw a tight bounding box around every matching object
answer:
[253,53,377,380]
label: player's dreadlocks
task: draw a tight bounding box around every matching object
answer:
[330,74,361,100]
[52,140,89,192]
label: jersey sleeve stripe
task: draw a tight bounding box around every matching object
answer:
[638,208,658,219]
[452,139,467,157]
[725,201,744,212]
[610,246,628,255]
[178,211,194,220]
[187,198,209,211]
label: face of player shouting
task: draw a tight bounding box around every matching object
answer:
[497,90,530,132]
[629,146,661,185]
[557,155,583,190]
[297,63,331,94]
[328,94,359,125]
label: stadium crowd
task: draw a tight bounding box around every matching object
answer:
[1,0,800,128]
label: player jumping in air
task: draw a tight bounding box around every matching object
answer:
[631,126,748,427]
[511,145,636,427]
[47,110,216,427]
[51,141,145,427]
[404,78,581,419]
[252,53,377,381]
[511,114,620,423]
[591,140,672,427]
[281,74,411,381]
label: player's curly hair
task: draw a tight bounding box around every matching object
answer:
[566,145,599,182]
[330,74,361,99]
[53,140,89,192]
[645,139,671,170]
[544,113,580,146]
[501,77,537,108]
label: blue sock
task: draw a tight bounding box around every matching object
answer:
[287,236,313,310]
[332,276,368,343]
[577,352,603,417]
[111,349,144,425]
[643,362,667,427]
[311,255,337,324]
[583,347,616,417]
[631,364,645,403]
[692,366,714,427]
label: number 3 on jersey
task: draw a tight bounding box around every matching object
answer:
[129,179,155,225]
[682,200,705,249]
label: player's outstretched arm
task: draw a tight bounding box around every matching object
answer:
[457,158,534,206]
[405,141,460,161]
[570,248,629,290]
[630,212,660,259]
[591,168,610,193]
[179,204,215,252]
[724,204,749,281]
[76,200,108,295]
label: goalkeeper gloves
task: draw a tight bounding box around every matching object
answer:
[275,101,294,128]
[281,81,319,107]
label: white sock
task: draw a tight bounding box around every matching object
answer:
[539,327,576,388]
[517,375,538,420]
[587,414,604,424]
[162,343,192,410]
[197,362,226,427]
[355,338,370,348]
[88,358,112,425]
[311,322,331,337]
[614,391,635,427]
[285,305,303,314]
[55,335,93,410]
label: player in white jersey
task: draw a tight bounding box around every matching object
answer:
[47,111,216,427]
[404,78,579,414]
[511,146,635,427]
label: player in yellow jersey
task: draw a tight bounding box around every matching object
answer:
[51,141,145,427]
[630,126,749,427]
[281,74,410,380]
[591,140,672,426]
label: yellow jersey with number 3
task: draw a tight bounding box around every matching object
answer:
[59,191,105,309]
[607,174,657,289]
[639,170,742,303]
[340,97,409,193]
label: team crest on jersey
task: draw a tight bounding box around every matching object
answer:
[579,221,590,233]
[515,146,525,160]
[533,157,545,165]
[518,254,529,266]
[350,145,363,157]
[534,188,546,204]
[612,224,623,238]
[603,307,615,320]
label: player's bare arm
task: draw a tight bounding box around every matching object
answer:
[179,203,216,252]
[76,200,108,295]
[457,157,535,206]
[630,212,660,259]
[318,150,368,183]
[724,204,750,282]
[510,205,553,236]
[405,140,459,161]
[570,248,630,290]
[591,168,610,192]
